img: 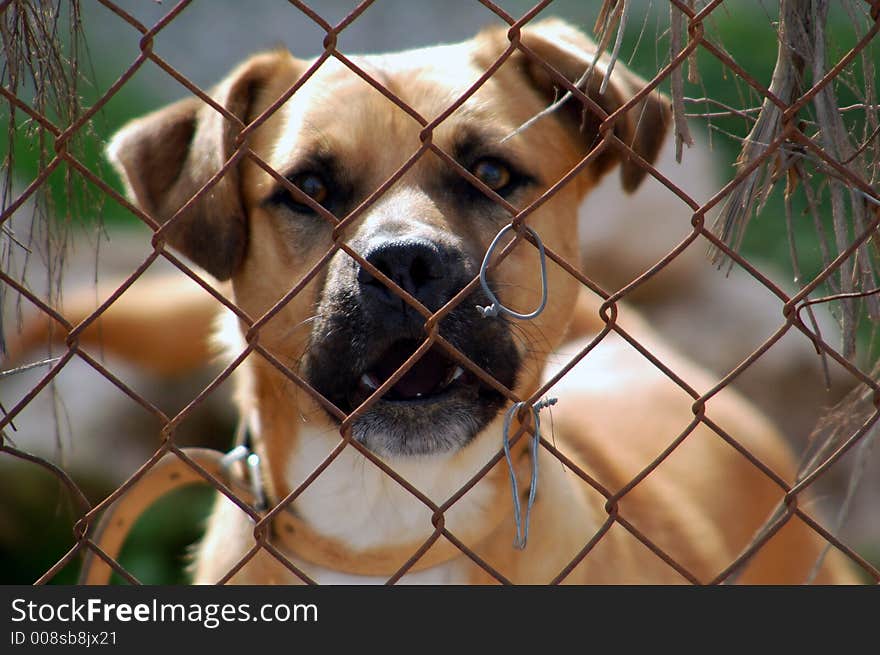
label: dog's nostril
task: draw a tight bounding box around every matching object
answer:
[357,258,393,292]
[409,254,435,288]
[372,258,394,283]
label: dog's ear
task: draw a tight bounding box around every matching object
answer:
[107,51,296,279]
[484,19,670,192]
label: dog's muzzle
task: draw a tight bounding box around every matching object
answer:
[304,235,520,456]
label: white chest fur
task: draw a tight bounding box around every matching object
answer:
[295,558,467,585]
[284,424,501,554]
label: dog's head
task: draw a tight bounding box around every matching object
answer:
[108,19,668,462]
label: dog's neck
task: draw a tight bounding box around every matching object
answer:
[236,363,539,576]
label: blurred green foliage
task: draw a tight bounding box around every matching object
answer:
[0,460,215,584]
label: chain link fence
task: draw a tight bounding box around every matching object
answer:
[2,0,880,584]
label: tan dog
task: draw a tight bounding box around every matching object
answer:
[16,19,858,584]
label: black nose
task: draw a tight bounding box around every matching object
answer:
[358,238,453,310]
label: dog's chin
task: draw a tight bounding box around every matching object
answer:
[350,391,496,457]
[310,338,515,457]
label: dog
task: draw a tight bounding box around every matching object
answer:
[12,19,858,584]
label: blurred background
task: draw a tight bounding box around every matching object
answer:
[2,0,878,583]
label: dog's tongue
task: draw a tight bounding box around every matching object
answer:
[373,341,453,400]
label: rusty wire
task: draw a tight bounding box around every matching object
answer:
[2,0,880,586]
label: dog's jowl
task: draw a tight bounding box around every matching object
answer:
[77,20,858,584]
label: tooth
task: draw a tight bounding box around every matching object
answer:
[438,366,465,391]
[360,373,380,391]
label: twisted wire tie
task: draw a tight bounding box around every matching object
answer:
[503,397,557,549]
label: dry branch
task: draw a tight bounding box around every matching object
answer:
[710,0,880,362]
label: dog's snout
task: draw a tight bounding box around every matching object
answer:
[358,239,453,310]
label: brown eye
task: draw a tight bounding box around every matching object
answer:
[293,172,328,205]
[471,158,511,192]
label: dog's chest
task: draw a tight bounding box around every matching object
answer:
[297,560,467,585]
[283,425,497,553]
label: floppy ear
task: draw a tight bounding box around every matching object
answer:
[107,51,296,279]
[487,19,670,192]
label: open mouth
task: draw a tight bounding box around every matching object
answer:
[350,339,478,408]
[304,283,521,455]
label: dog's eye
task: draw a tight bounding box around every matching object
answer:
[292,173,328,206]
[268,172,330,213]
[471,158,511,193]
